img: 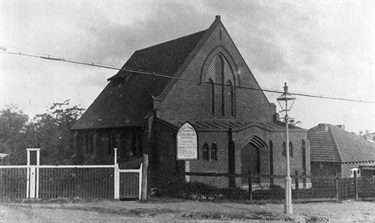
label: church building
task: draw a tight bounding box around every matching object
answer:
[71,16,310,188]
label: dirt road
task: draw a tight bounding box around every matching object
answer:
[1,199,374,222]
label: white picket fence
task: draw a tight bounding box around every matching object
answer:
[0,148,142,199]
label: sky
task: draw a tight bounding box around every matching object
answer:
[0,0,374,134]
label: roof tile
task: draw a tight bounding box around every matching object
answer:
[72,30,207,130]
[308,124,375,163]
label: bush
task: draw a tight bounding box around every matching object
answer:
[152,181,249,200]
[252,184,284,200]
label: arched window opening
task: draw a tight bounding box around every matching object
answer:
[211,143,218,161]
[202,143,209,161]
[282,142,293,157]
[215,56,225,116]
[302,140,306,172]
[224,80,234,117]
[269,140,274,184]
[289,142,294,157]
[102,132,115,156]
[204,53,236,118]
[209,78,215,116]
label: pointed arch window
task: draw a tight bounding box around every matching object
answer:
[215,56,225,116]
[282,141,293,157]
[302,140,306,173]
[211,143,218,161]
[289,142,294,158]
[202,143,209,161]
[205,53,236,117]
[224,80,234,117]
[209,78,215,116]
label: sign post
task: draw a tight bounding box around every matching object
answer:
[176,122,198,182]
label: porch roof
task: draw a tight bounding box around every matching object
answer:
[159,118,305,132]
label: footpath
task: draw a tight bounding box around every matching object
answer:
[1,198,375,222]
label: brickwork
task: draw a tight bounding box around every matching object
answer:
[311,162,341,177]
[190,131,230,187]
[151,120,183,173]
[156,22,275,123]
[73,17,311,191]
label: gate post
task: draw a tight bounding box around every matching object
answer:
[248,169,252,200]
[113,148,120,200]
[335,172,339,202]
[26,148,40,199]
[354,171,358,200]
[345,175,348,199]
[141,154,149,200]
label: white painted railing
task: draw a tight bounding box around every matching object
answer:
[0,148,142,200]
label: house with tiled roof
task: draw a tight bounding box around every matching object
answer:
[71,16,311,189]
[308,123,375,178]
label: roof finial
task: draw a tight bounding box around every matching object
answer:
[215,15,221,21]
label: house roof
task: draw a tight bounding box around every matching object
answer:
[0,153,8,159]
[308,124,375,163]
[360,164,375,171]
[158,118,305,133]
[72,27,209,130]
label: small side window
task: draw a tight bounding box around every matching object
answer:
[202,143,209,161]
[350,168,361,178]
[211,143,218,161]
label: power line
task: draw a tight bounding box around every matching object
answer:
[1,48,374,104]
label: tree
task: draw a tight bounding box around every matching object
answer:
[0,100,85,165]
[0,105,29,164]
[28,100,85,164]
[289,119,302,126]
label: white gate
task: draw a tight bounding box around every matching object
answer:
[113,148,143,200]
[0,148,143,200]
[26,148,40,198]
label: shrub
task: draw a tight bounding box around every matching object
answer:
[152,181,249,200]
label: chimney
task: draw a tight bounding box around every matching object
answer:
[215,15,221,21]
[273,113,279,123]
[336,125,345,130]
[318,123,329,131]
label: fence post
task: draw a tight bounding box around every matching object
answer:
[354,171,358,200]
[248,169,252,200]
[344,175,348,199]
[141,154,148,201]
[26,149,30,198]
[295,171,299,200]
[113,148,119,200]
[335,172,339,202]
[36,149,40,199]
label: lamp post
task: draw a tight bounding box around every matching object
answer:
[277,83,296,215]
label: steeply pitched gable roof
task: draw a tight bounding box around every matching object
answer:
[157,118,306,132]
[112,30,207,80]
[72,26,208,130]
[308,124,375,163]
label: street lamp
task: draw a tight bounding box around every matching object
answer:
[277,82,296,215]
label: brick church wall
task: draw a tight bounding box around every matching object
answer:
[268,131,311,188]
[155,21,275,123]
[189,131,230,187]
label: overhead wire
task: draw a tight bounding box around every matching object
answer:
[1,47,374,104]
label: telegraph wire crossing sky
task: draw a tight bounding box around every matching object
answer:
[0,1,374,134]
[1,47,374,105]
